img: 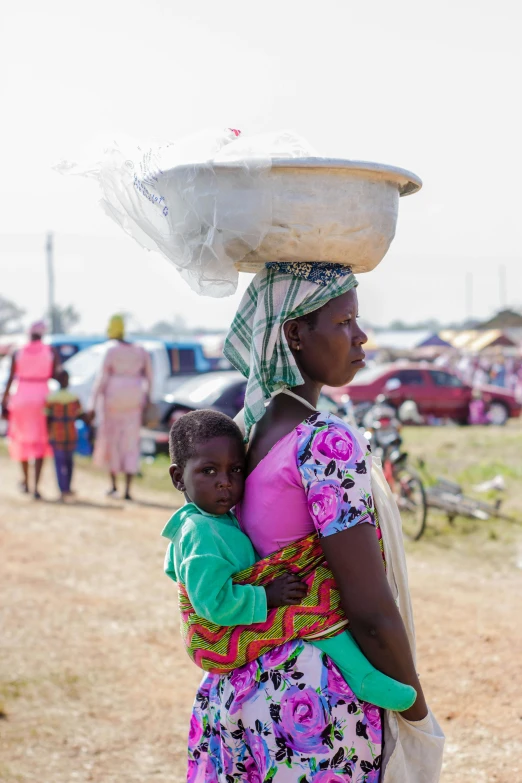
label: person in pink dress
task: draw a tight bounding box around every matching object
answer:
[1,321,60,498]
[89,315,153,500]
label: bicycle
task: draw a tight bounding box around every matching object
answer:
[360,399,428,541]
[383,451,428,541]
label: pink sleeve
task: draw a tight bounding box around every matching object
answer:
[296,413,376,539]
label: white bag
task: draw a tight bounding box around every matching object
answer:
[55,129,314,298]
[372,461,445,782]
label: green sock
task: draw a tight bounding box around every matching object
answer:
[312,631,416,712]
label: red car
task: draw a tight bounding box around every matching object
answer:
[326,363,521,425]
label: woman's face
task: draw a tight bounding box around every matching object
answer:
[286,288,367,388]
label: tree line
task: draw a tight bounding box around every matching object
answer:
[0,295,80,335]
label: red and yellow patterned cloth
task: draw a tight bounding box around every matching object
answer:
[45,390,83,452]
[178,526,383,675]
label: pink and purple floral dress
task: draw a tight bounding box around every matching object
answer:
[187,413,382,782]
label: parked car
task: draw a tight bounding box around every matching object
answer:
[47,334,106,364]
[326,363,521,425]
[140,371,354,455]
[61,338,214,410]
[0,334,106,363]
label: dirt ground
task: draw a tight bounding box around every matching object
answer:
[1,451,521,782]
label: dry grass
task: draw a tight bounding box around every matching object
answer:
[402,421,522,560]
[1,424,521,782]
[0,458,193,783]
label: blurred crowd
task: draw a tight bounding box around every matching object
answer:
[1,316,152,501]
[439,354,522,398]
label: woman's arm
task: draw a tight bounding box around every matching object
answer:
[297,414,427,719]
[321,525,427,720]
[51,348,61,379]
[1,354,16,415]
[89,352,111,413]
[142,349,153,402]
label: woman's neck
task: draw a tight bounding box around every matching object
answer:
[247,384,320,475]
[290,379,322,408]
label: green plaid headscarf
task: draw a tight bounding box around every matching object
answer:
[224,262,358,440]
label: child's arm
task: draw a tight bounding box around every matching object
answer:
[180,525,268,626]
[72,399,93,425]
[179,524,306,627]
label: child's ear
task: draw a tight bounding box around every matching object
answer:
[169,463,185,492]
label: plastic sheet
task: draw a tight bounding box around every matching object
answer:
[55,129,316,297]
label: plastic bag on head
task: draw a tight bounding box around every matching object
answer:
[55,128,316,297]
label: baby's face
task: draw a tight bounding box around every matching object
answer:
[178,436,245,515]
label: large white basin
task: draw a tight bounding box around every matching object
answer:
[243,159,420,273]
[162,158,421,275]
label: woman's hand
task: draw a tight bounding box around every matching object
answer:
[265,573,307,608]
[2,355,16,410]
[400,700,429,722]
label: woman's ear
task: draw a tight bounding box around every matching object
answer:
[169,463,185,492]
[283,319,302,353]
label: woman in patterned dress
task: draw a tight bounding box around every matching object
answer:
[186,264,428,782]
[90,315,153,500]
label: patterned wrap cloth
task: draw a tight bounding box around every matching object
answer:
[223,262,357,441]
[178,524,385,675]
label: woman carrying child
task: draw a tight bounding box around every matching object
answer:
[164,263,443,782]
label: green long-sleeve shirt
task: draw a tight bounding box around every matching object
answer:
[162,503,267,627]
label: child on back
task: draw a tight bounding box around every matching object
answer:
[162,409,416,711]
[46,370,90,500]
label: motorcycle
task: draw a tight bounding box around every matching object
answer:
[362,395,427,541]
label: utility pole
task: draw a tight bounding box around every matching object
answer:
[498,264,507,311]
[46,232,56,333]
[465,271,473,323]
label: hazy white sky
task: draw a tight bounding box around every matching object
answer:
[1,0,521,333]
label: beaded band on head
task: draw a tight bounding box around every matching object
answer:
[265,262,354,286]
[224,261,358,440]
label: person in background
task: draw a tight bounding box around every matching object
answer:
[1,321,60,499]
[46,370,91,501]
[472,360,489,388]
[89,315,153,500]
[515,363,522,402]
[490,356,506,388]
[468,388,489,425]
